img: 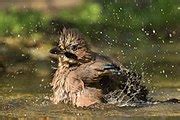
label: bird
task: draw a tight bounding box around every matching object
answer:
[49,28,149,107]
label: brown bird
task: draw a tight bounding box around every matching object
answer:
[50,28,149,107]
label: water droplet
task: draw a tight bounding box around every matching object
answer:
[169,34,172,37]
[133,47,137,50]
[165,75,168,78]
[169,41,173,43]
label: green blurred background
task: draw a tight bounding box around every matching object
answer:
[0,0,179,89]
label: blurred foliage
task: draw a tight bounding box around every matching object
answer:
[0,0,179,43]
[0,0,179,82]
[0,8,49,36]
[59,2,101,24]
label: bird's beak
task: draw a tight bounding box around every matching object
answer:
[49,46,63,54]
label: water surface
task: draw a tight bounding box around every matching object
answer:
[0,73,180,120]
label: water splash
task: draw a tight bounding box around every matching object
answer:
[104,77,148,107]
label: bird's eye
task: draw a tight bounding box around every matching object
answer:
[71,44,78,51]
[64,52,78,60]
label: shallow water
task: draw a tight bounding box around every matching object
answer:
[0,73,180,120]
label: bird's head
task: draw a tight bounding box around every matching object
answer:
[50,28,92,64]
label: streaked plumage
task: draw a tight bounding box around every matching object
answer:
[50,28,149,107]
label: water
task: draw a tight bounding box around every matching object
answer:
[0,73,180,120]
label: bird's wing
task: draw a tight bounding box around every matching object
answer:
[64,70,85,93]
